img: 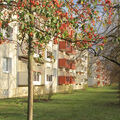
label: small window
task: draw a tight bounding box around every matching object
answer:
[85,56,87,60]
[47,51,52,58]
[66,42,70,48]
[7,26,13,40]
[3,57,12,73]
[2,26,13,41]
[47,75,52,81]
[66,77,69,82]
[33,72,41,85]
[37,72,40,81]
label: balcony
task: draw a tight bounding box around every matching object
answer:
[54,39,58,44]
[58,58,70,69]
[70,62,76,70]
[58,76,70,85]
[70,76,75,84]
[66,46,76,55]
[58,76,75,85]
[59,41,71,52]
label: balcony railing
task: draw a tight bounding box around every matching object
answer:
[70,76,75,84]
[58,76,75,85]
[58,76,69,85]
[59,41,71,52]
[58,58,70,69]
[70,62,76,70]
[66,46,76,54]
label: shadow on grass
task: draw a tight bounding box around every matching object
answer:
[103,102,120,107]
[0,112,26,118]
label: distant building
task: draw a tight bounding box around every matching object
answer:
[88,54,110,87]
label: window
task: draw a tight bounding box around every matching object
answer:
[1,26,13,41]
[33,72,41,85]
[3,57,12,73]
[66,42,70,48]
[66,60,70,67]
[34,47,39,55]
[46,50,52,62]
[66,77,69,82]
[85,56,87,60]
[7,26,13,40]
[47,51,52,58]
[47,75,52,81]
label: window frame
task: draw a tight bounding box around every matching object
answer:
[2,57,12,73]
[66,42,71,48]
[45,50,52,62]
[47,51,52,59]
[46,74,52,82]
[0,26,13,41]
[33,71,41,85]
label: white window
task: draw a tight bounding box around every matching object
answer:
[33,72,41,85]
[3,57,12,73]
[47,75,52,81]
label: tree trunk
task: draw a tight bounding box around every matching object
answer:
[118,81,120,105]
[27,35,33,120]
[117,0,120,105]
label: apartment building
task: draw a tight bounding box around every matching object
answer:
[57,40,76,92]
[0,39,58,98]
[0,38,89,98]
[58,41,76,84]
[57,40,88,91]
[0,24,88,98]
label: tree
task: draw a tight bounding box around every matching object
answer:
[85,0,120,103]
[0,0,113,120]
[87,0,120,66]
[0,0,77,120]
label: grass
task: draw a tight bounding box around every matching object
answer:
[0,86,120,120]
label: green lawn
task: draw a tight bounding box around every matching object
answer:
[0,86,120,120]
